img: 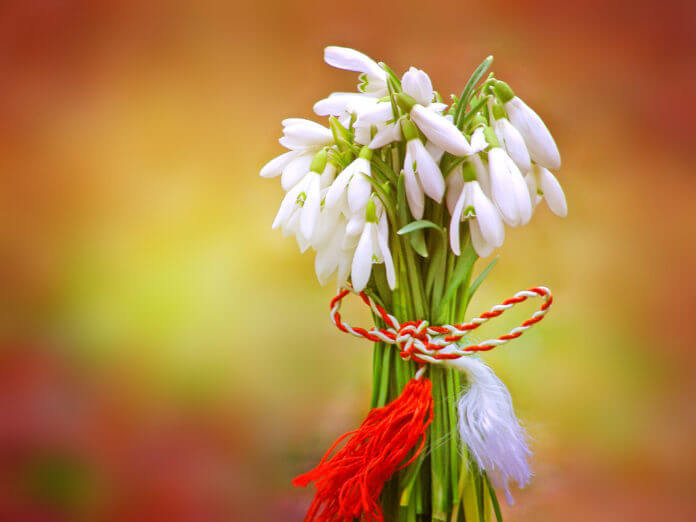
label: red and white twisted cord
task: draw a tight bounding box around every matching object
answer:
[330,284,553,368]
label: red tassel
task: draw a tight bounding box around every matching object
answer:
[293,377,434,522]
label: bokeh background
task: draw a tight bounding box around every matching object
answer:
[1,1,695,520]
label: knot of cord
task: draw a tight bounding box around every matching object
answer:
[329,284,553,369]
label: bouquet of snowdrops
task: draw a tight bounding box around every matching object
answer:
[260,46,565,522]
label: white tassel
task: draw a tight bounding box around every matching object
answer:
[445,355,532,504]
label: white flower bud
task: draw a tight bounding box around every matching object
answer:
[410,104,473,156]
[505,97,561,171]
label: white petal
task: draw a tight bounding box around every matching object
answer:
[488,148,521,227]
[449,187,467,255]
[280,154,313,191]
[282,120,333,149]
[470,127,488,153]
[425,140,445,163]
[470,181,505,247]
[537,166,567,217]
[300,173,321,239]
[336,248,353,288]
[314,219,346,285]
[324,46,386,82]
[446,165,465,215]
[506,97,561,170]
[319,162,337,189]
[355,102,393,125]
[260,150,298,178]
[376,214,396,289]
[410,105,472,156]
[347,160,372,214]
[410,139,445,203]
[471,154,491,196]
[428,102,448,114]
[324,164,354,208]
[311,204,342,248]
[313,92,376,117]
[403,152,425,219]
[272,179,307,229]
[344,214,365,249]
[351,223,375,291]
[281,118,306,128]
[369,122,402,149]
[524,172,538,208]
[353,124,372,146]
[505,155,533,225]
[495,118,531,173]
[401,67,434,107]
[470,220,495,257]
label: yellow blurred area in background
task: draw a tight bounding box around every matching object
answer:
[0,1,695,520]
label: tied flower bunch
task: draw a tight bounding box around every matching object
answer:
[261,46,566,521]
[262,46,566,295]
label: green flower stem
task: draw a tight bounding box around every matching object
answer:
[364,86,501,520]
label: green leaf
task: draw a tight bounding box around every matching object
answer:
[466,257,499,304]
[461,97,489,129]
[484,474,503,522]
[397,220,443,235]
[455,56,493,128]
[379,62,402,87]
[408,227,428,258]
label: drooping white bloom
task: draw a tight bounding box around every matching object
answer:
[449,172,505,257]
[445,165,465,215]
[493,108,531,173]
[368,121,402,149]
[279,118,333,151]
[402,119,445,219]
[410,104,473,156]
[271,171,322,240]
[324,46,388,96]
[313,214,354,286]
[260,119,334,190]
[313,92,378,118]
[525,164,568,217]
[325,150,373,215]
[487,147,533,227]
[402,67,435,107]
[495,81,560,171]
[445,355,532,505]
[350,203,396,291]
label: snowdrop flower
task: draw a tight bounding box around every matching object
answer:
[325,147,374,215]
[495,81,561,171]
[401,119,445,219]
[368,121,402,149]
[401,67,435,107]
[351,199,396,292]
[395,93,473,157]
[313,92,378,119]
[525,164,567,217]
[324,46,388,96]
[449,162,504,257]
[260,119,334,190]
[313,213,355,286]
[279,118,333,152]
[271,150,330,241]
[487,147,533,227]
[492,105,531,173]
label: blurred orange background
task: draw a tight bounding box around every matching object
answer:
[1,1,695,520]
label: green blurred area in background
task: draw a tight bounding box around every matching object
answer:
[1,1,695,520]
